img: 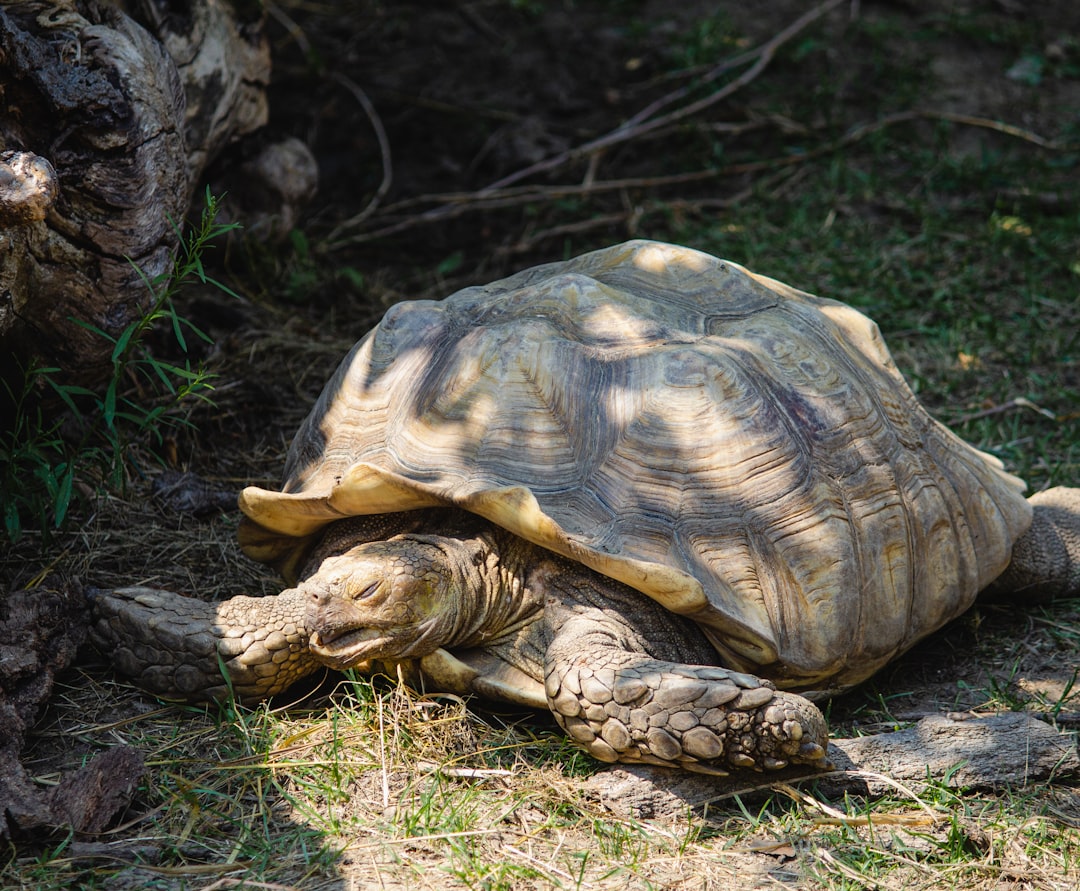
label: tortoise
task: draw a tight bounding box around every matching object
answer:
[90,240,1080,774]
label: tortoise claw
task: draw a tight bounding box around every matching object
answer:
[798,741,831,767]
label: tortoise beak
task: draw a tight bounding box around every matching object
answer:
[309,626,387,668]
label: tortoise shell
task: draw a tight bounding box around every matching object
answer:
[239,241,1031,692]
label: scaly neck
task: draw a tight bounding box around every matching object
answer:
[432,524,544,650]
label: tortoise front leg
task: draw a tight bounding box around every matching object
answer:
[537,567,829,774]
[89,586,317,702]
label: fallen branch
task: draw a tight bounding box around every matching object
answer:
[584,712,1079,821]
[328,73,393,235]
[954,396,1058,424]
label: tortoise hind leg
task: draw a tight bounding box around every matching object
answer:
[538,567,829,774]
[986,487,1080,601]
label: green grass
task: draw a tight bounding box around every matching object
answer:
[9,661,1079,888]
[0,190,238,544]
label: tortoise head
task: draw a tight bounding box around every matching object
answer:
[303,536,461,669]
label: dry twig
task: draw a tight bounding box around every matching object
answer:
[479,0,849,192]
[329,73,394,236]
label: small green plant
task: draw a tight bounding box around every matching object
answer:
[0,364,74,540]
[0,189,240,543]
[984,657,1029,711]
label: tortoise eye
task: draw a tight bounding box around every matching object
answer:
[351,580,380,600]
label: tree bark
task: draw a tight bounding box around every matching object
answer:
[0,582,145,839]
[0,0,273,384]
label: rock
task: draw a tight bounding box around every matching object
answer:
[152,470,237,516]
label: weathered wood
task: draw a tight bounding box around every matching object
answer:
[44,745,145,834]
[0,0,276,383]
[0,151,58,226]
[0,583,145,838]
[129,0,271,181]
[585,712,1080,821]
[0,0,190,380]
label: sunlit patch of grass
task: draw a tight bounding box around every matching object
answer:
[9,657,1079,890]
[803,792,1080,890]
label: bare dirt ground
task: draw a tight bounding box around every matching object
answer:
[3,1,1080,888]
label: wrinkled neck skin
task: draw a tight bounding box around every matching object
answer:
[401,525,543,654]
[440,524,544,648]
[302,511,544,667]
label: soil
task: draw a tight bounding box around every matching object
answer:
[259,0,1080,281]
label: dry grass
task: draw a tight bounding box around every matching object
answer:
[13,653,1080,889]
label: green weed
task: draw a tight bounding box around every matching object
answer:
[0,365,74,541]
[0,189,239,543]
